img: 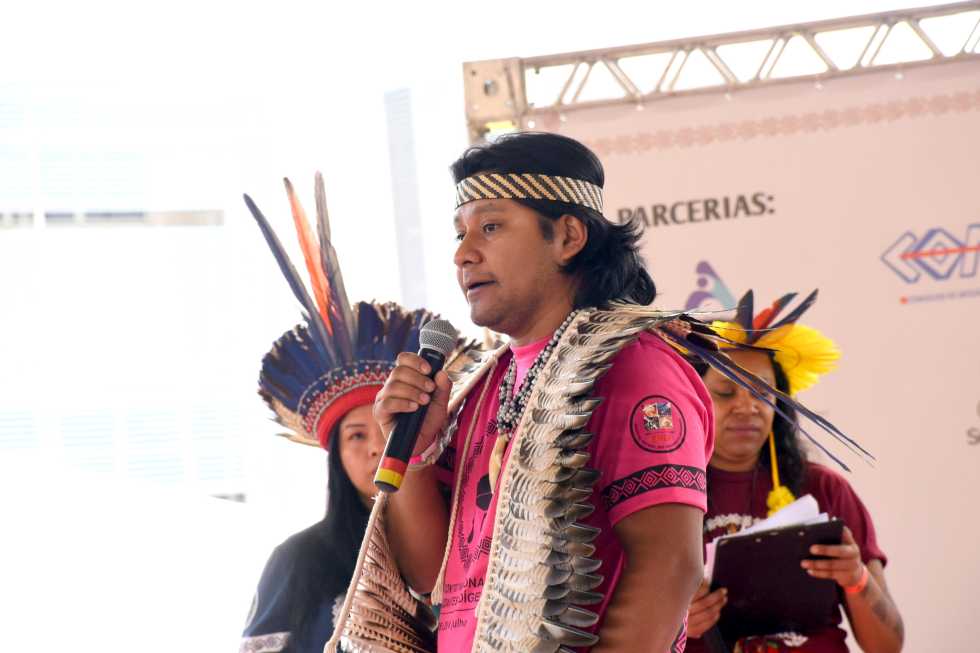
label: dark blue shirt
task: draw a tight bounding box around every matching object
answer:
[241,525,339,653]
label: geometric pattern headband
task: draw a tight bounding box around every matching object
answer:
[455,172,603,214]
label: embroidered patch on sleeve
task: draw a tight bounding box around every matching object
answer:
[630,395,687,453]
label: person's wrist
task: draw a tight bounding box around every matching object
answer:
[408,426,448,470]
[843,564,869,595]
[411,430,437,457]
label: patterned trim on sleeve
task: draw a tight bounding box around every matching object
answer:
[239,632,289,653]
[602,463,707,511]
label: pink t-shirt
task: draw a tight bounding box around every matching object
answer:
[436,331,715,652]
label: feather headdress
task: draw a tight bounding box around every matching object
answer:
[681,288,844,514]
[653,295,868,473]
[246,174,442,450]
[708,289,840,396]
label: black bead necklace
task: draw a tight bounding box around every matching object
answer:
[496,311,578,438]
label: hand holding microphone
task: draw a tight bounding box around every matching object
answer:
[373,319,458,493]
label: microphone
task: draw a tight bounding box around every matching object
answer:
[374,318,458,493]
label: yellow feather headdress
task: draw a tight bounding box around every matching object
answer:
[708,289,841,515]
[709,289,840,396]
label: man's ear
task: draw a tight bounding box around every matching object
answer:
[555,214,588,265]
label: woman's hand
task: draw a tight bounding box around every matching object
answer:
[686,577,727,638]
[805,527,905,651]
[801,526,864,588]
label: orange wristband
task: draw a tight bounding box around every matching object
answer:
[844,564,869,595]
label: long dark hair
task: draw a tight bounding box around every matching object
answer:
[693,354,809,495]
[285,424,370,649]
[767,361,808,495]
[450,131,656,308]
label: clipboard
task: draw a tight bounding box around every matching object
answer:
[710,518,844,642]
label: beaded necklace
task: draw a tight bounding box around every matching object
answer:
[495,310,578,439]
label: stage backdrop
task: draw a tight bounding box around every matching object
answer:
[546,59,980,651]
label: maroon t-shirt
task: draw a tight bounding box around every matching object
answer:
[685,463,887,653]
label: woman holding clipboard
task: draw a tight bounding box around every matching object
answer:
[684,290,904,653]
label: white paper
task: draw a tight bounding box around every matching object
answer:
[738,495,823,536]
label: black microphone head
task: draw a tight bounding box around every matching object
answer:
[419,319,458,357]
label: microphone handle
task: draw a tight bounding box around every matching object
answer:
[374,347,446,493]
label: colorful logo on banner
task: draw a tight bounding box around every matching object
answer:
[881,224,980,304]
[882,224,980,282]
[685,261,736,313]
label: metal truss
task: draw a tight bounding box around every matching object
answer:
[463,1,980,142]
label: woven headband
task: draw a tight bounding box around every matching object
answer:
[455,173,603,214]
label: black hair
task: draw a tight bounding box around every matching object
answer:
[284,424,370,650]
[450,131,656,308]
[767,361,808,495]
[692,355,809,495]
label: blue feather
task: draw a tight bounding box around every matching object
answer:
[244,194,336,366]
[769,289,819,331]
[735,290,755,333]
[658,326,873,471]
[355,302,383,361]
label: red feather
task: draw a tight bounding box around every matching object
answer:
[754,293,797,331]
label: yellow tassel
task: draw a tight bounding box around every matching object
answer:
[767,485,795,516]
[766,431,795,516]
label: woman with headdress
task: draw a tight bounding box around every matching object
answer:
[684,290,904,653]
[237,177,451,653]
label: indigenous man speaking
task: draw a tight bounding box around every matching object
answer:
[373,132,713,653]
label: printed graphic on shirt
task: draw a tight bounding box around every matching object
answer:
[453,430,493,571]
[442,406,500,640]
[630,395,687,453]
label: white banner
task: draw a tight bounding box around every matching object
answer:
[549,59,980,651]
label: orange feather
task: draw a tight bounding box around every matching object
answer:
[284,178,332,334]
[753,304,777,331]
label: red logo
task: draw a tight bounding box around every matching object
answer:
[630,395,686,453]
